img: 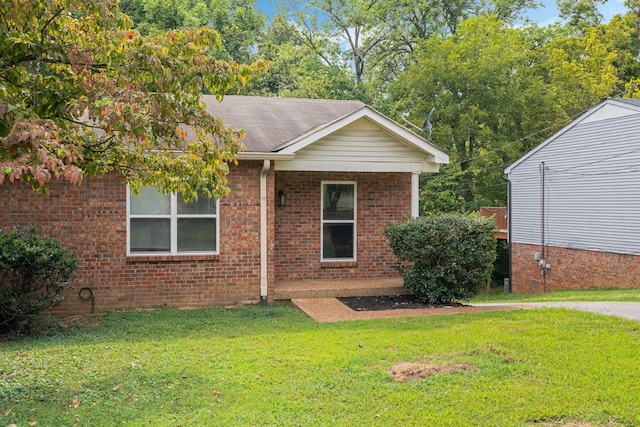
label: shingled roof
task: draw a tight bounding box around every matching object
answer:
[204,95,366,152]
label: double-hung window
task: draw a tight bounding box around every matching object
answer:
[321,182,356,261]
[128,186,219,255]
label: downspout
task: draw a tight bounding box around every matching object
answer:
[260,160,271,305]
[501,172,512,293]
[411,172,420,218]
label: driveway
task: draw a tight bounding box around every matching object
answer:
[474,301,640,321]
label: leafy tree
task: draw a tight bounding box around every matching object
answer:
[286,0,538,94]
[557,0,605,28]
[392,14,630,213]
[394,16,538,208]
[0,0,267,201]
[120,0,266,64]
[281,0,386,88]
[248,14,360,99]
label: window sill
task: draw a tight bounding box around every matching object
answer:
[321,261,357,268]
[126,254,220,263]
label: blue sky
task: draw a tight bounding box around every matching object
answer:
[527,0,627,25]
[254,0,628,25]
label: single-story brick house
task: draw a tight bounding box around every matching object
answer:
[504,97,640,293]
[0,96,449,315]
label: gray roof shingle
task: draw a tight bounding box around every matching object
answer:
[203,95,366,152]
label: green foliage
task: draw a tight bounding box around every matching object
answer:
[120,0,266,64]
[392,12,633,213]
[491,239,510,286]
[0,0,267,201]
[0,228,77,334]
[384,214,497,304]
[246,14,361,99]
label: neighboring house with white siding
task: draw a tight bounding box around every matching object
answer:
[1,96,448,315]
[504,98,640,293]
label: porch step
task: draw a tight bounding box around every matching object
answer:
[291,298,360,323]
[273,277,408,300]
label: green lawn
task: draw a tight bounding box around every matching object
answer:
[1,304,639,426]
[472,288,640,303]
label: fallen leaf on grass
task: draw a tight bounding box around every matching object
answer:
[29,422,38,426]
[69,399,80,409]
[113,385,123,391]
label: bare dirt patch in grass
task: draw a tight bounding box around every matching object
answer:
[389,362,475,382]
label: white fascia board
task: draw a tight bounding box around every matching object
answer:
[277,107,449,164]
[237,152,295,160]
[505,99,640,175]
[274,160,441,173]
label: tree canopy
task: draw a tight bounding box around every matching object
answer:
[0,0,267,200]
[3,0,640,211]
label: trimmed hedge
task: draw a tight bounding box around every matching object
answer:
[384,214,496,305]
[0,227,77,334]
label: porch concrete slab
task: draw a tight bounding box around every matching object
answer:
[275,277,408,300]
[291,298,526,323]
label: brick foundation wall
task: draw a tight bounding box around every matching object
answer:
[0,161,272,315]
[511,242,640,293]
[274,171,410,281]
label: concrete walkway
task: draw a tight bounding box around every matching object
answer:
[292,298,640,323]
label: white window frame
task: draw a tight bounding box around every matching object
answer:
[127,186,220,256]
[321,181,357,262]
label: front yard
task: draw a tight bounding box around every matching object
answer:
[1,304,639,426]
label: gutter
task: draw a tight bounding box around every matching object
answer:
[259,160,270,305]
[501,171,512,293]
[237,152,295,161]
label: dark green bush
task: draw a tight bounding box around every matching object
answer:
[0,227,77,334]
[384,214,496,305]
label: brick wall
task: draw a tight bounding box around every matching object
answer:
[511,242,640,293]
[0,161,272,315]
[274,171,410,281]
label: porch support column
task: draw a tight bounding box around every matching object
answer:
[411,172,420,218]
[260,160,271,304]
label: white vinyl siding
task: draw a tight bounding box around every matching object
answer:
[509,112,640,255]
[275,118,438,173]
[127,186,219,255]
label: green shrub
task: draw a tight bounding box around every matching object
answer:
[384,214,496,305]
[0,227,77,334]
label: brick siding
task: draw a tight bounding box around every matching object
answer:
[0,161,273,315]
[274,171,410,281]
[511,242,640,293]
[0,164,411,315]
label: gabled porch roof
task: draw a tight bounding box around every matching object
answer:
[204,95,449,172]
